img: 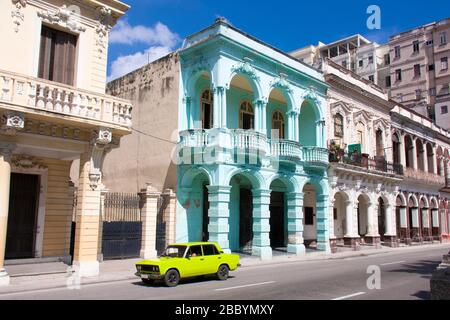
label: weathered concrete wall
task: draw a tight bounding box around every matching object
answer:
[102,53,180,193]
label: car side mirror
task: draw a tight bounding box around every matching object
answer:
[220,251,224,254]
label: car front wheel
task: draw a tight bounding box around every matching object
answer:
[164,269,180,287]
[217,265,229,281]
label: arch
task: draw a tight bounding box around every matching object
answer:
[408,193,419,208]
[228,71,262,101]
[299,178,328,196]
[268,86,295,112]
[267,174,297,194]
[180,167,213,188]
[299,100,320,147]
[430,197,439,209]
[396,192,407,207]
[419,195,429,209]
[271,109,286,139]
[185,68,214,101]
[225,168,265,190]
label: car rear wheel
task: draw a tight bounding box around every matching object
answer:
[164,269,180,287]
[217,265,229,281]
[141,278,154,285]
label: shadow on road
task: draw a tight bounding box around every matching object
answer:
[132,276,237,288]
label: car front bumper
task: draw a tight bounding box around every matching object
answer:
[135,272,163,280]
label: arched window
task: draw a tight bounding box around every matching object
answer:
[201,89,213,129]
[239,101,254,130]
[334,114,344,138]
[272,110,285,139]
[356,122,365,153]
[376,129,384,157]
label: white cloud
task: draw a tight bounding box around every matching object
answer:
[109,20,179,48]
[108,46,173,81]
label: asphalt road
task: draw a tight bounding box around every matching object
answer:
[0,245,448,301]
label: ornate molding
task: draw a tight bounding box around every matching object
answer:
[231,57,260,82]
[88,128,116,190]
[11,0,27,33]
[11,155,47,171]
[302,86,319,105]
[0,142,16,162]
[95,6,112,57]
[270,73,292,94]
[353,109,372,125]
[330,101,352,116]
[1,111,24,136]
[38,5,86,33]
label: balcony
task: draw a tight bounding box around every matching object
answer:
[0,69,132,132]
[403,167,446,186]
[178,129,329,167]
[329,152,404,176]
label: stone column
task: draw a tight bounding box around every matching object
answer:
[252,189,272,260]
[0,143,15,286]
[207,185,231,253]
[287,192,305,255]
[344,200,360,250]
[328,198,338,254]
[316,195,331,253]
[72,129,114,277]
[383,203,398,247]
[139,184,161,259]
[217,86,227,129]
[445,159,450,187]
[432,147,438,175]
[399,134,406,168]
[254,100,267,134]
[422,144,429,173]
[213,87,221,129]
[365,202,381,247]
[411,138,418,170]
[163,189,177,246]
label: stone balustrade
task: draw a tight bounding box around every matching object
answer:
[0,69,132,128]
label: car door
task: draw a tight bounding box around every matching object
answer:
[184,245,205,277]
[202,244,222,274]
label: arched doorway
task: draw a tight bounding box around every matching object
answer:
[408,194,420,242]
[269,179,289,249]
[228,74,259,130]
[396,194,408,243]
[419,196,430,242]
[299,101,319,147]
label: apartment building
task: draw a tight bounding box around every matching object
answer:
[0,0,132,285]
[388,18,450,129]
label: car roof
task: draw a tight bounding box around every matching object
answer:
[168,242,220,247]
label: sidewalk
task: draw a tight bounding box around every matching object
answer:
[0,242,449,296]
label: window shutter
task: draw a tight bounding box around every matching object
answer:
[38,26,53,80]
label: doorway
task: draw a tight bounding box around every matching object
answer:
[6,173,40,259]
[270,192,285,248]
[239,188,253,252]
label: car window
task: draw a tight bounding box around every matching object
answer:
[187,245,203,257]
[202,245,219,256]
[161,246,186,258]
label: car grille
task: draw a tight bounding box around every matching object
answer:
[140,265,160,273]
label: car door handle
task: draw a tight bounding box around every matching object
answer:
[200,258,205,261]
[218,257,222,260]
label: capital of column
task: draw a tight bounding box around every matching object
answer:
[207,185,232,195]
[139,183,161,199]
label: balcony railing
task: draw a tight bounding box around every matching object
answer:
[178,129,329,166]
[0,69,132,128]
[330,152,403,175]
[270,139,302,159]
[303,147,329,165]
[404,167,446,185]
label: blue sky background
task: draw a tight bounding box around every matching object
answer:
[107,0,450,80]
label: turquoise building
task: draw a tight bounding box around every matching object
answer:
[176,18,330,260]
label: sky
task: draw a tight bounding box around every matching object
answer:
[107,0,450,81]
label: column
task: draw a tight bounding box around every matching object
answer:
[218,86,227,129]
[432,147,438,175]
[344,200,360,250]
[0,143,15,286]
[384,203,398,247]
[399,134,406,168]
[411,138,418,170]
[445,159,450,187]
[252,189,272,260]
[423,143,429,172]
[213,87,221,129]
[287,192,306,255]
[163,189,177,246]
[328,198,338,253]
[139,184,161,259]
[294,112,300,142]
[316,194,331,253]
[72,129,113,277]
[365,202,381,247]
[207,185,231,253]
[254,100,267,134]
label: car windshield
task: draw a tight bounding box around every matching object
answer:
[161,246,187,258]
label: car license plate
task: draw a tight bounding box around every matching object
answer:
[141,275,150,280]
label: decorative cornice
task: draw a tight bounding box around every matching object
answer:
[11,155,47,171]
[38,5,86,33]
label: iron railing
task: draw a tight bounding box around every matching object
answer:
[330,151,403,175]
[102,192,141,222]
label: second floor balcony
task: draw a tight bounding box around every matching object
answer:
[179,129,329,168]
[0,69,132,133]
[329,151,404,176]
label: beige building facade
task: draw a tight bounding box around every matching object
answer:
[0,0,132,285]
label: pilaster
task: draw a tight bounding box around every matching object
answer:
[287,192,305,255]
[252,189,272,260]
[207,185,231,253]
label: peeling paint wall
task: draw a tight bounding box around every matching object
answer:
[102,52,180,193]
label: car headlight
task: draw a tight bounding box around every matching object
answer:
[136,265,142,272]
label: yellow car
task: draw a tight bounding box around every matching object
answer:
[135,242,240,287]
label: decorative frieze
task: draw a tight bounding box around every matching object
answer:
[38,5,86,33]
[11,155,47,171]
[23,120,83,141]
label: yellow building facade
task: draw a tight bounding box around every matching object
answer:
[0,0,132,285]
